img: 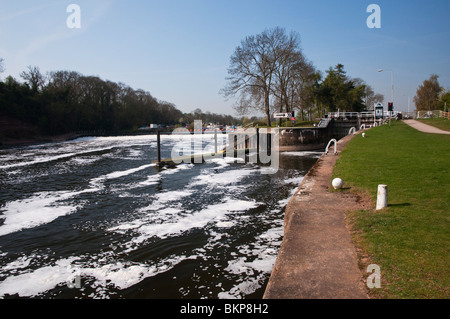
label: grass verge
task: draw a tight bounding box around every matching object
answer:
[416,117,450,132]
[332,120,449,298]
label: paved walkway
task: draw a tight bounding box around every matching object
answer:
[403,119,450,135]
[264,133,371,299]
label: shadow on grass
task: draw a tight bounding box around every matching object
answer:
[387,203,411,207]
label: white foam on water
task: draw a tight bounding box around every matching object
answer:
[0,134,159,171]
[127,149,143,158]
[89,163,156,188]
[70,157,102,166]
[138,174,161,186]
[0,188,97,237]
[0,162,158,236]
[204,157,244,170]
[0,256,80,297]
[218,224,284,299]
[130,164,193,188]
[107,190,194,237]
[215,221,234,228]
[0,253,196,298]
[217,277,263,299]
[84,135,156,148]
[160,163,194,175]
[190,168,254,187]
[153,190,193,204]
[135,198,258,240]
[3,255,32,271]
[0,136,157,236]
[283,176,304,185]
[282,151,323,158]
[112,197,260,251]
[0,147,116,170]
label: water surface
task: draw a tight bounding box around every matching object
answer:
[0,134,320,298]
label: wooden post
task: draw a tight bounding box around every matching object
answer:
[214,128,218,154]
[157,129,161,164]
[256,127,260,160]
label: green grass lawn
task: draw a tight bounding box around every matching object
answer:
[332,120,450,298]
[417,117,450,132]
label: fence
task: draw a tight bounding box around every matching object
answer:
[416,110,441,119]
[440,111,450,120]
[326,111,400,119]
[415,110,450,119]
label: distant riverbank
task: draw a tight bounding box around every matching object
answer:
[0,133,83,148]
[0,116,168,148]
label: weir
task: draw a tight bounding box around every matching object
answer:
[156,112,390,165]
[227,114,370,153]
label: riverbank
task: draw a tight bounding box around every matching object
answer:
[332,121,450,298]
[264,132,372,299]
[0,115,80,148]
[0,133,83,148]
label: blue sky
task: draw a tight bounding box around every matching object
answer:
[1,0,449,115]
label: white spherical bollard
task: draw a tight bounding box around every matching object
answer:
[332,178,343,190]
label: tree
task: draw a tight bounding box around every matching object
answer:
[1,64,239,137]
[270,30,319,121]
[222,27,321,125]
[290,60,319,120]
[414,75,442,111]
[363,84,384,110]
[438,89,450,111]
[314,64,367,113]
[20,65,46,92]
[222,27,289,126]
[0,58,4,79]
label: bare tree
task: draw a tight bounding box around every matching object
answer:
[0,58,5,77]
[271,31,305,113]
[222,28,286,126]
[353,78,384,110]
[20,65,46,92]
[222,27,318,125]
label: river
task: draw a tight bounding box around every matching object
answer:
[0,133,320,299]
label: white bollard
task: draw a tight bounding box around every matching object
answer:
[376,185,388,210]
[332,178,343,190]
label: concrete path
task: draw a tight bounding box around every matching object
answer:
[264,133,371,299]
[403,119,450,135]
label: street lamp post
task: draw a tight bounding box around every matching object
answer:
[378,69,394,126]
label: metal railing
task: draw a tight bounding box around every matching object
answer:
[325,139,338,155]
[326,111,400,119]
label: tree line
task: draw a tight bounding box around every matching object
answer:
[222,27,384,126]
[0,61,240,137]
